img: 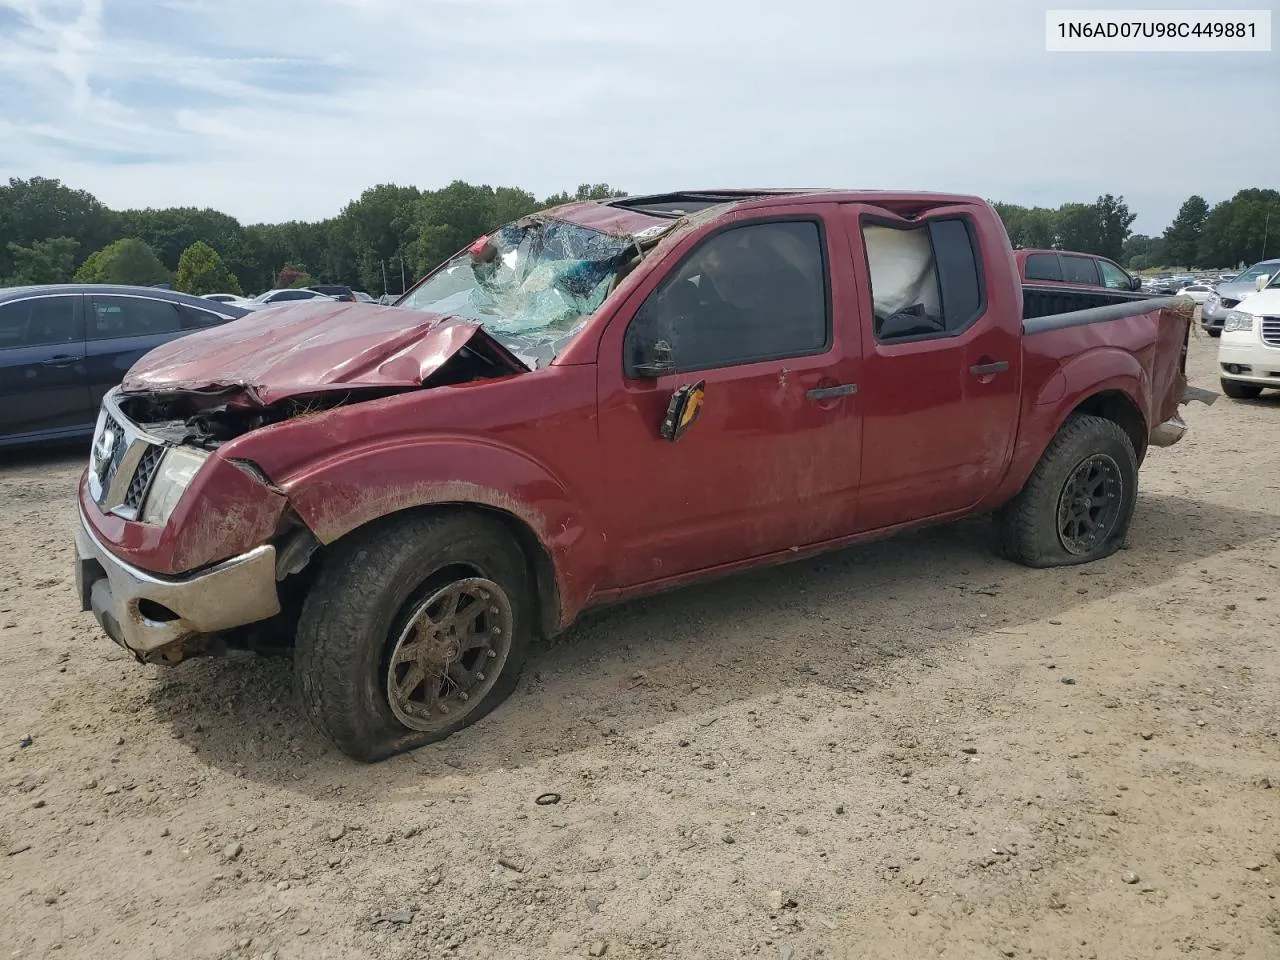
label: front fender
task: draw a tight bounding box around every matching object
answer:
[279,437,598,630]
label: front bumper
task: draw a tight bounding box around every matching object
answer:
[1218,335,1280,387]
[75,510,280,662]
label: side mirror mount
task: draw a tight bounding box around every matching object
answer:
[1257,274,1270,292]
[660,380,705,443]
[633,339,675,379]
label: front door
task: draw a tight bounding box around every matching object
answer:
[840,205,1022,531]
[0,294,90,442]
[596,211,863,588]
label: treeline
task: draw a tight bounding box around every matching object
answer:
[2,177,1277,296]
[994,189,1278,271]
[0,178,625,296]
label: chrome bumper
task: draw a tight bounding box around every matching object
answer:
[75,511,280,661]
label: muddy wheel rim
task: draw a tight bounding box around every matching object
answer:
[1056,453,1123,556]
[385,577,513,733]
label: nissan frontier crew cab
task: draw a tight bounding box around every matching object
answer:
[74,189,1203,761]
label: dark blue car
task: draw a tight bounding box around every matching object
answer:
[0,285,249,447]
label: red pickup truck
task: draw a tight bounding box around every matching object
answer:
[74,189,1201,761]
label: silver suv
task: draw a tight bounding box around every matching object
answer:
[1202,259,1280,336]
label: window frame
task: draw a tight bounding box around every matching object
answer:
[87,294,185,341]
[621,214,834,379]
[859,213,989,345]
[0,294,84,351]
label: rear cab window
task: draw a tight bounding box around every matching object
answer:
[860,217,986,341]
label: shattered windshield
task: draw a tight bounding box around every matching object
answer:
[397,217,637,366]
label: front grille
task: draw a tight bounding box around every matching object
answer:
[92,410,130,498]
[124,445,164,511]
[1262,316,1280,347]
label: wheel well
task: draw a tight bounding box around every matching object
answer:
[312,503,563,641]
[1070,391,1147,464]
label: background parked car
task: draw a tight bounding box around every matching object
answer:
[1176,282,1215,304]
[305,284,356,302]
[353,291,375,303]
[242,288,336,311]
[1016,249,1143,291]
[203,293,255,308]
[1201,257,1280,336]
[0,284,248,447]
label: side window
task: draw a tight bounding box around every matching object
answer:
[0,297,80,349]
[1024,253,1063,281]
[275,290,313,302]
[863,217,985,341]
[624,220,829,375]
[89,296,183,339]
[179,305,228,330]
[1097,259,1130,289]
[1061,255,1101,286]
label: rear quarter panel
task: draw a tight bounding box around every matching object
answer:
[988,303,1190,505]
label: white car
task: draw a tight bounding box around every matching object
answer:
[1176,283,1215,304]
[241,288,336,311]
[203,293,254,307]
[1218,274,1280,399]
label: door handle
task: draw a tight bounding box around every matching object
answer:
[969,361,1009,376]
[41,355,84,367]
[806,383,858,401]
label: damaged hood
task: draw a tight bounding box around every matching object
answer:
[121,301,528,403]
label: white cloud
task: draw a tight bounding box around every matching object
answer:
[0,0,1274,232]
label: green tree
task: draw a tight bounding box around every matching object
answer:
[1197,189,1280,267]
[1121,233,1165,269]
[0,176,119,278]
[1054,195,1134,260]
[1161,195,1209,267]
[174,241,242,295]
[541,183,628,207]
[73,238,171,286]
[991,202,1059,249]
[4,237,80,285]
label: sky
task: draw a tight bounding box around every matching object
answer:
[0,0,1275,234]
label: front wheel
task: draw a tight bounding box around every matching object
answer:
[1220,378,1263,400]
[996,414,1138,568]
[1206,328,1221,338]
[295,512,533,761]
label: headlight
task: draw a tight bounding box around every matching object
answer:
[1205,294,1221,311]
[140,447,210,525]
[1222,311,1255,334]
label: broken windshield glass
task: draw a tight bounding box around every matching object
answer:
[397,217,639,366]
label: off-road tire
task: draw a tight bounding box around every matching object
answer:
[1220,378,1262,400]
[996,414,1138,568]
[295,511,532,762]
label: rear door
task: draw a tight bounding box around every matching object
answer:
[595,207,864,587]
[84,295,230,407]
[840,205,1022,530]
[0,294,90,442]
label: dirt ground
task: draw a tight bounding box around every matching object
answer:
[2,331,1278,960]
